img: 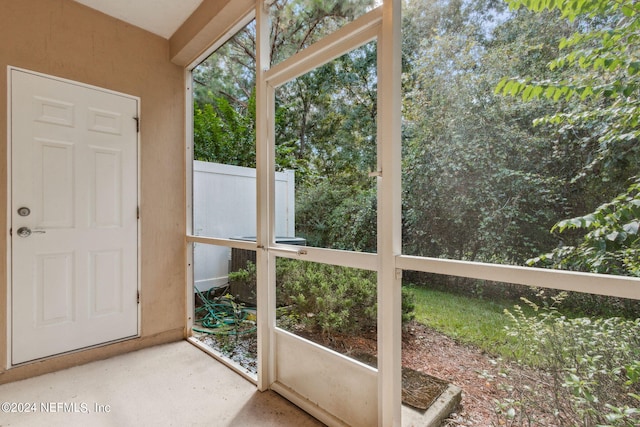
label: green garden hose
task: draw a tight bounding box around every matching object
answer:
[194,287,256,335]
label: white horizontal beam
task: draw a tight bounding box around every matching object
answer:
[269,245,378,272]
[397,255,640,300]
[186,235,257,251]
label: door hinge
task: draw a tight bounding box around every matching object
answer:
[137,291,140,304]
[9,228,11,236]
[137,206,140,219]
[134,116,140,133]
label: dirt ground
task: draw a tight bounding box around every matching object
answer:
[401,321,505,426]
[318,321,555,426]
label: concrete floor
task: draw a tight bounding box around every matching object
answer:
[0,341,324,427]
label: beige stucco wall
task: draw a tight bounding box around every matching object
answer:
[0,0,186,382]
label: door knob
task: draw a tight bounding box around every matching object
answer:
[17,227,31,237]
[16,227,45,237]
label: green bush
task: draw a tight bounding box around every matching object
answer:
[401,286,416,324]
[279,259,417,336]
[496,291,640,426]
[228,259,415,337]
[295,180,377,253]
[277,259,377,336]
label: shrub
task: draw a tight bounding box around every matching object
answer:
[495,291,640,426]
[401,286,416,324]
[276,259,378,336]
[229,259,415,337]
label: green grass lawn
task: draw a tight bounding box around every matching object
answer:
[404,285,533,359]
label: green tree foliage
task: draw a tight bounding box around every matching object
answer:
[274,41,378,250]
[296,180,377,251]
[193,0,639,278]
[193,93,299,169]
[402,0,574,263]
[275,42,377,176]
[496,0,640,184]
[193,96,256,166]
[529,178,640,276]
[496,0,640,275]
[269,0,376,65]
[192,0,375,146]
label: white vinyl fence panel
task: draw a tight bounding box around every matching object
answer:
[193,161,295,291]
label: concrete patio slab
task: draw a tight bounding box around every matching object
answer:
[0,341,324,427]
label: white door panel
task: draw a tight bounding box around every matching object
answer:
[10,69,139,365]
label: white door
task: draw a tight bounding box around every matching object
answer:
[10,69,139,365]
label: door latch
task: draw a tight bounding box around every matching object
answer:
[16,227,46,237]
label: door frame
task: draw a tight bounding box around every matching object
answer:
[5,66,142,368]
[255,5,402,425]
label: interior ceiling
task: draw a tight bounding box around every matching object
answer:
[73,0,205,39]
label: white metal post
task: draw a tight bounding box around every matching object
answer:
[256,0,274,392]
[185,69,195,335]
[378,0,403,425]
